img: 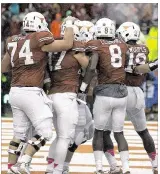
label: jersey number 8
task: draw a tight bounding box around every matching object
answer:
[109,45,122,68]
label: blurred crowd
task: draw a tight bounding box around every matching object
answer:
[1,3,158,120]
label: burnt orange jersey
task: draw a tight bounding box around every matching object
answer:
[49,41,86,94]
[86,38,128,84]
[7,31,54,88]
[125,44,149,86]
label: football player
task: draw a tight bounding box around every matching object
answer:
[79,18,130,174]
[1,12,76,174]
[103,22,158,174]
[117,22,158,174]
[60,21,96,174]
[44,21,90,174]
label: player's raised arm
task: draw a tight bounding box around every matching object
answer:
[134,59,158,73]
[1,51,11,73]
[41,17,76,52]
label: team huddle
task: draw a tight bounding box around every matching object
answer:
[1,11,158,174]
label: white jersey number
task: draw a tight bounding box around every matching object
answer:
[8,40,33,67]
[126,52,146,73]
[54,51,66,70]
[109,45,122,68]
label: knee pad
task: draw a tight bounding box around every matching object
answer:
[137,129,156,153]
[35,118,53,141]
[28,134,47,151]
[103,130,114,152]
[37,129,53,141]
[68,142,78,152]
[8,137,26,156]
[114,132,128,152]
[92,129,103,151]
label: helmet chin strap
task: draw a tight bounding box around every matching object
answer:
[97,37,114,41]
[127,40,137,45]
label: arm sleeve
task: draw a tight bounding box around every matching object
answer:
[80,52,99,92]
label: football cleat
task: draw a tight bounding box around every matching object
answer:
[95,170,105,174]
[7,169,18,174]
[153,167,158,174]
[14,162,30,174]
[10,163,21,174]
[123,172,130,174]
[106,166,123,174]
[45,161,54,174]
[62,169,69,174]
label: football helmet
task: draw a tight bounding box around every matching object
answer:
[74,19,83,28]
[23,12,48,32]
[61,22,81,41]
[80,26,95,42]
[116,22,140,42]
[73,25,81,41]
[80,21,95,42]
[95,18,116,38]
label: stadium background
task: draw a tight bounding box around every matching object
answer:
[1,3,158,174]
[1,3,158,120]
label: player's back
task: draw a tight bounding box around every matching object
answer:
[86,38,127,85]
[48,41,86,94]
[125,43,149,87]
[7,31,54,88]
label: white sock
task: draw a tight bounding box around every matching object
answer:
[53,163,63,174]
[20,154,32,164]
[119,151,130,173]
[104,149,117,170]
[46,158,54,172]
[148,152,158,168]
[63,162,69,171]
[94,151,103,171]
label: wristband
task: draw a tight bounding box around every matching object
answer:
[43,78,51,84]
[80,82,88,92]
[149,60,158,71]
